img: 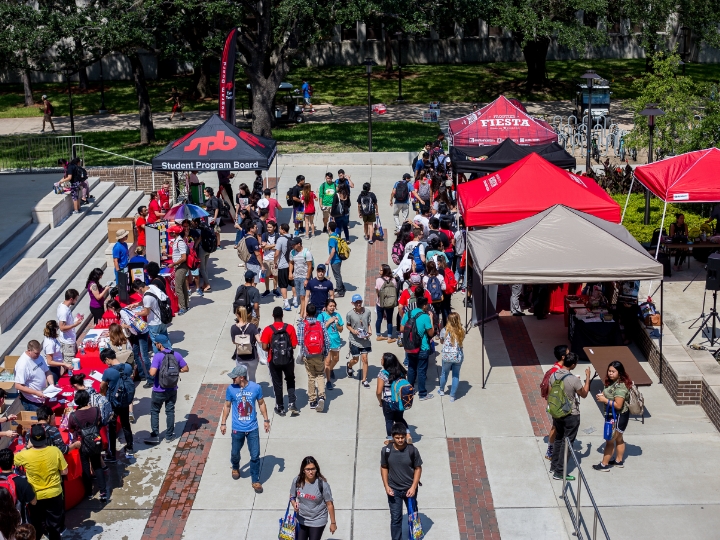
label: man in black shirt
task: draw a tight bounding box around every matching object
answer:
[146,262,167,293]
[427,217,450,250]
[380,423,423,540]
[291,175,306,235]
[0,448,37,523]
[204,187,223,250]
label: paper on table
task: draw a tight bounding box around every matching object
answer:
[89,370,103,382]
[43,385,62,398]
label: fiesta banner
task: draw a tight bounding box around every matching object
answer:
[219,28,239,125]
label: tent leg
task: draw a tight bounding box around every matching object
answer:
[481,285,486,389]
[621,175,635,223]
[659,280,664,385]
[275,155,278,199]
[654,201,668,260]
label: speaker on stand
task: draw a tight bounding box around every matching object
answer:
[688,254,720,346]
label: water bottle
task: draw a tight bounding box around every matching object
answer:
[79,342,85,355]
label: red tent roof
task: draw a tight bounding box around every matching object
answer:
[457,153,621,227]
[448,95,558,146]
[633,148,720,203]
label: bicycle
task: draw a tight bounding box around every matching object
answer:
[591,137,600,163]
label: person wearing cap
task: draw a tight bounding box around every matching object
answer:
[306,263,334,314]
[260,306,299,416]
[326,222,346,297]
[39,95,55,133]
[346,294,373,388]
[169,225,190,315]
[234,270,261,319]
[244,220,263,286]
[289,237,313,318]
[221,364,270,492]
[145,342,189,445]
[261,219,282,298]
[112,228,130,285]
[390,173,415,232]
[14,424,68,540]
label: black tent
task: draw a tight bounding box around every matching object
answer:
[450,138,576,175]
[152,113,277,172]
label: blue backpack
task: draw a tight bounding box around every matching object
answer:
[412,244,425,273]
[390,378,415,411]
[427,276,443,301]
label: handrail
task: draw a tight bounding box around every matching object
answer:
[72,143,154,191]
[561,437,611,540]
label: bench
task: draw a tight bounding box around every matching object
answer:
[0,259,48,333]
[32,177,100,228]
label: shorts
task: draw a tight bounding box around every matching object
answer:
[362,212,376,224]
[304,97,312,105]
[322,206,332,219]
[61,342,77,363]
[43,113,52,122]
[304,212,315,217]
[263,260,277,277]
[278,267,291,289]
[609,409,630,433]
[70,183,80,201]
[190,268,199,277]
[349,344,372,357]
[247,263,262,284]
[172,103,182,113]
[294,278,306,299]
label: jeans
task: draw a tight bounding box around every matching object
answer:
[331,262,345,294]
[20,395,42,412]
[382,400,408,438]
[230,428,261,483]
[334,214,350,241]
[393,203,409,229]
[108,405,134,455]
[175,264,190,311]
[510,283,523,314]
[30,493,65,540]
[235,227,245,245]
[439,361,462,398]
[80,450,106,497]
[148,323,172,353]
[550,414,581,474]
[129,332,152,379]
[387,490,415,540]
[375,305,395,337]
[406,349,430,397]
[268,360,296,408]
[197,245,211,286]
[150,390,177,437]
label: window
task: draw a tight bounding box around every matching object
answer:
[342,24,358,41]
[607,20,621,34]
[463,19,481,37]
[366,23,383,41]
[584,12,598,30]
[488,26,503,37]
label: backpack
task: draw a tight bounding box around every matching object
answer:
[47,102,55,115]
[72,409,102,456]
[330,234,350,261]
[286,187,295,206]
[443,267,457,294]
[145,291,173,324]
[389,378,415,411]
[403,311,424,354]
[360,194,374,216]
[120,307,147,335]
[395,181,409,203]
[200,225,218,253]
[440,333,462,364]
[89,389,113,426]
[186,242,200,270]
[236,236,251,263]
[540,365,561,400]
[412,154,419,169]
[379,278,398,309]
[302,320,324,357]
[233,285,251,313]
[218,196,231,219]
[110,363,135,408]
[418,181,431,202]
[234,324,253,356]
[270,324,294,365]
[391,241,405,265]
[547,373,573,419]
[159,351,180,389]
[412,245,425,274]
[0,473,18,505]
[627,382,645,416]
[427,276,443,302]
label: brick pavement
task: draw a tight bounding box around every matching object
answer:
[447,438,500,540]
[142,383,226,540]
[364,235,387,304]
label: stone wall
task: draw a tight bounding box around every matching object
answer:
[85,166,172,194]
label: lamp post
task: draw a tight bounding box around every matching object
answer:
[363,57,377,152]
[98,56,107,114]
[580,70,597,175]
[395,32,404,102]
[66,70,75,138]
[639,103,666,225]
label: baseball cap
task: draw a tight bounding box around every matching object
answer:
[168,225,183,234]
[244,270,256,281]
[351,294,363,303]
[316,264,326,271]
[410,273,422,284]
[30,424,48,448]
[257,198,270,209]
[228,365,248,379]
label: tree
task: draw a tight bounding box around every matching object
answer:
[683,83,720,152]
[484,0,609,89]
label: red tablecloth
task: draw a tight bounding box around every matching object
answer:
[549,283,582,314]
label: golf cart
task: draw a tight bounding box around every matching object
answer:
[574,77,611,125]
[245,82,305,125]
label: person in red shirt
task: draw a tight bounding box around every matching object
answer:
[135,205,148,247]
[398,274,432,323]
[159,181,171,211]
[261,188,283,222]
[147,191,164,224]
[260,306,299,417]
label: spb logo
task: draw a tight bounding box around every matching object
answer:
[184,131,237,156]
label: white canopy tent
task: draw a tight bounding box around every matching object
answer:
[466,205,664,387]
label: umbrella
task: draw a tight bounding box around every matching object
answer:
[163,203,209,222]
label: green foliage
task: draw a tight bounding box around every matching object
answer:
[614,193,709,243]
[684,84,720,151]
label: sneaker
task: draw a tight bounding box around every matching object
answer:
[274,405,286,417]
[346,363,354,377]
[309,400,318,410]
[419,393,434,401]
[326,381,334,390]
[252,482,263,493]
[376,336,387,341]
[104,454,117,463]
[232,469,240,480]
[262,290,271,297]
[316,398,325,412]
[145,434,161,445]
[238,262,245,267]
[273,289,282,297]
[608,459,624,468]
[545,448,553,461]
[99,491,108,502]
[592,463,612,472]
[362,380,370,388]
[293,301,299,309]
[284,303,292,311]
[128,412,135,423]
[197,289,204,297]
[437,390,445,396]
[449,397,456,402]
[322,227,328,233]
[553,472,575,481]
[335,291,345,298]
[288,402,300,416]
[143,381,153,389]
[330,370,336,380]
[369,239,374,244]
[178,309,187,315]
[124,448,135,457]
[41,129,45,133]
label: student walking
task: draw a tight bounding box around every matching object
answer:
[166,87,186,121]
[400,296,434,400]
[302,183,318,238]
[169,225,190,315]
[437,312,465,401]
[290,238,313,319]
[390,173,415,231]
[297,304,331,412]
[319,173,337,233]
[593,361,633,471]
[540,345,570,461]
[275,223,294,311]
[330,185,351,242]
[326,222,346,297]
[375,264,398,343]
[290,456,337,540]
[357,182,378,243]
[145,343,189,444]
[306,264,334,314]
[220,365,270,493]
[260,307,299,416]
[231,306,261,378]
[377,353,412,441]
[380,423,423,540]
[68,390,107,501]
[346,294,373,388]
[317,299,344,389]
[39,95,55,132]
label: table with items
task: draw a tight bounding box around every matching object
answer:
[568,299,623,362]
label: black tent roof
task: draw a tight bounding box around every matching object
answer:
[450,138,576,175]
[152,114,277,172]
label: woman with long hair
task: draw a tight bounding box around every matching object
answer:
[438,312,465,401]
[302,183,317,238]
[376,353,413,441]
[289,456,337,540]
[422,260,446,330]
[147,190,164,224]
[230,306,260,380]
[593,361,633,471]
[0,486,20,540]
[108,322,137,422]
[86,268,110,324]
[43,320,71,384]
[375,264,397,342]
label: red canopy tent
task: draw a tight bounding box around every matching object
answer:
[448,95,558,146]
[457,153,621,227]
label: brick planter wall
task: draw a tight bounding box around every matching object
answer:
[86,166,172,194]
[701,380,720,432]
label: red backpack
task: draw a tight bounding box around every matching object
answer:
[540,363,563,400]
[443,267,457,294]
[0,473,18,504]
[303,320,324,357]
[186,241,200,270]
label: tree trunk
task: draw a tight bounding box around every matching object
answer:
[129,53,155,144]
[21,69,34,106]
[384,29,394,73]
[521,38,550,90]
[78,66,90,90]
[250,79,277,138]
[196,57,212,99]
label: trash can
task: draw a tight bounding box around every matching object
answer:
[190,182,206,205]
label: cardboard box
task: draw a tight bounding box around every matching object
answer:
[107,217,135,244]
[0,356,18,391]
[14,411,38,429]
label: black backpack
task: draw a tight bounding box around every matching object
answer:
[200,226,217,253]
[403,311,424,354]
[270,324,293,365]
[286,187,295,206]
[110,364,135,408]
[360,194,374,216]
[395,181,409,203]
[47,102,55,115]
[158,351,180,389]
[145,291,173,324]
[233,285,251,312]
[72,409,102,456]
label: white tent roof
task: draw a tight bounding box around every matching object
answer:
[467,205,663,284]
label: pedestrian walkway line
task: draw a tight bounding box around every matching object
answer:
[141,384,226,540]
[497,315,553,438]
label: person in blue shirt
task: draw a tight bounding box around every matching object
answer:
[301,79,314,113]
[220,364,270,494]
[325,223,345,297]
[399,296,435,400]
[100,348,135,461]
[317,298,344,389]
[112,229,130,284]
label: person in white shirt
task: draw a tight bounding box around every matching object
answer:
[14,340,53,411]
[169,225,190,315]
[57,289,82,363]
[132,280,172,353]
[42,320,72,384]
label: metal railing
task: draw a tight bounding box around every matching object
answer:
[0,135,83,171]
[561,437,611,540]
[72,143,154,192]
